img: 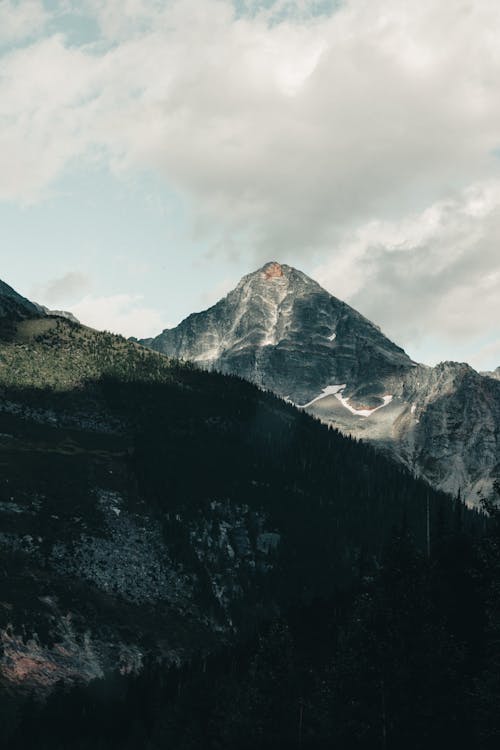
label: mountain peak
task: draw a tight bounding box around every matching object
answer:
[240,261,321,298]
[143,261,412,403]
[139,263,500,505]
[261,261,284,279]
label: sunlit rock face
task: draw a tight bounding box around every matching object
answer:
[34,304,80,323]
[145,262,413,406]
[144,263,500,506]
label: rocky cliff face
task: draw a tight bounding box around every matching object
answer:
[34,303,80,323]
[144,262,500,506]
[148,262,413,405]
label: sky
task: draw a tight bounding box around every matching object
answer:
[2,0,500,370]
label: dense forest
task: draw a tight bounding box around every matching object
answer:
[2,499,500,749]
[0,317,496,748]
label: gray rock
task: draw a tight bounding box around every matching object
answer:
[34,304,80,324]
[143,262,500,506]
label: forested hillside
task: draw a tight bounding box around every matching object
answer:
[3,506,500,749]
[0,315,478,700]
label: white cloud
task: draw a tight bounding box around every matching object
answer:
[0,0,48,44]
[70,293,169,338]
[2,0,500,365]
[473,339,500,372]
[31,271,92,306]
[314,180,500,369]
[2,0,500,225]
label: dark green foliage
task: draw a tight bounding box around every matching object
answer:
[0,321,480,644]
[0,316,495,748]
[3,521,500,750]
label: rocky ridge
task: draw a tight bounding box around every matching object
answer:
[143,262,500,506]
[148,262,413,403]
[34,303,80,323]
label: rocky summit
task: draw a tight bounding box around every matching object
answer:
[144,262,413,404]
[143,262,500,506]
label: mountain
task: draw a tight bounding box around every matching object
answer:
[482,366,500,381]
[0,279,41,320]
[143,262,500,506]
[146,261,414,404]
[0,279,465,696]
[34,303,80,324]
[0,281,78,324]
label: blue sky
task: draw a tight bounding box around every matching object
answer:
[2,0,500,370]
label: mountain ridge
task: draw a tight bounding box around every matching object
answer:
[0,297,466,696]
[145,262,414,405]
[142,262,500,506]
[0,280,80,325]
[0,279,42,320]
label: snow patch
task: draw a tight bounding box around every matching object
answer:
[336,391,393,417]
[300,384,346,408]
[300,385,393,418]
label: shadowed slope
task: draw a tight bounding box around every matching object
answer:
[0,314,477,694]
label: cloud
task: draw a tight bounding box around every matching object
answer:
[314,180,500,369]
[32,271,93,306]
[0,1,48,44]
[2,0,500,231]
[70,293,169,338]
[32,270,170,337]
[473,339,500,372]
[1,0,500,365]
